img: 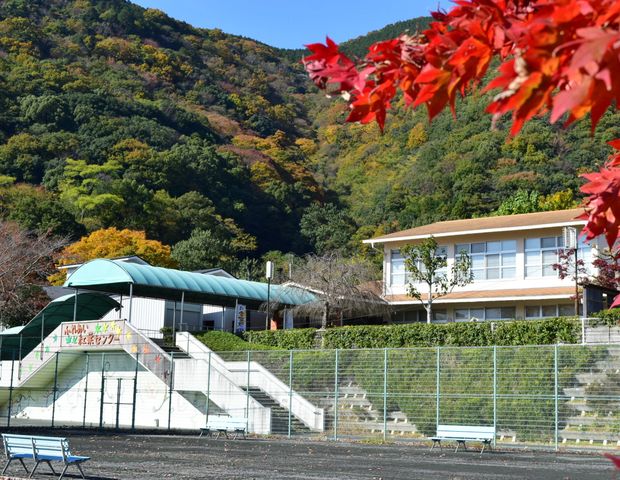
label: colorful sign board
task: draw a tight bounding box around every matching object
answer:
[235,304,247,333]
[61,320,126,348]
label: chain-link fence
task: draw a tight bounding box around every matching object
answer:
[1,338,620,451]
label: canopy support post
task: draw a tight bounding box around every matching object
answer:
[73,288,79,323]
[177,292,185,346]
[40,313,45,361]
[128,283,133,324]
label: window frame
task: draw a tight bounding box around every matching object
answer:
[455,240,517,281]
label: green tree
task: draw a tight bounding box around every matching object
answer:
[495,190,542,216]
[171,229,239,272]
[403,237,473,324]
[300,203,357,254]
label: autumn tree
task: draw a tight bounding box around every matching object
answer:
[403,237,473,324]
[303,0,620,304]
[50,227,176,285]
[0,221,66,326]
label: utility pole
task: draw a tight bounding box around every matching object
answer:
[265,261,274,330]
[563,227,579,316]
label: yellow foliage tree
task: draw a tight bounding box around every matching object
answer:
[49,228,176,285]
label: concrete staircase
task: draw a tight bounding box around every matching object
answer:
[561,347,620,445]
[323,382,418,437]
[244,386,311,435]
[175,332,325,434]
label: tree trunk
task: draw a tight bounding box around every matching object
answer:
[321,301,329,330]
[427,284,433,324]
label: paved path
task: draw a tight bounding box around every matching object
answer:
[1,433,615,479]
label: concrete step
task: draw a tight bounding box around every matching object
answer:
[243,387,310,434]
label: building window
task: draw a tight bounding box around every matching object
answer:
[484,307,516,320]
[525,304,575,318]
[390,250,406,286]
[455,308,485,322]
[389,246,448,286]
[525,236,562,277]
[525,236,592,278]
[456,241,516,280]
[455,307,515,321]
[433,309,448,322]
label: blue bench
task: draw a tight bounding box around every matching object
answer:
[2,433,90,479]
[200,416,248,439]
[430,425,495,453]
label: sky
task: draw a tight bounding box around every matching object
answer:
[131,1,446,49]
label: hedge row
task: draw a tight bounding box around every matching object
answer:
[195,331,278,351]
[241,317,580,350]
[243,328,317,350]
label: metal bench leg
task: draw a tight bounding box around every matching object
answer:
[455,440,466,453]
[28,460,40,479]
[2,458,12,475]
[76,462,86,479]
[18,458,29,474]
[58,463,69,480]
[46,460,57,475]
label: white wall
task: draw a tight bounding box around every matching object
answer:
[383,227,600,297]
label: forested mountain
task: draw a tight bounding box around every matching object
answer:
[0,0,321,261]
[0,0,618,274]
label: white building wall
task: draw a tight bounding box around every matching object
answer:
[383,227,601,297]
[100,296,166,336]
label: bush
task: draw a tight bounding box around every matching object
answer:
[592,308,620,326]
[195,331,280,352]
[230,317,580,351]
[243,328,316,350]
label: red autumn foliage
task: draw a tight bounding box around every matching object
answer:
[303,0,620,269]
[304,0,620,135]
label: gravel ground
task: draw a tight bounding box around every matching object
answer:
[0,432,615,480]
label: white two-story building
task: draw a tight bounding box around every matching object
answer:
[364,209,613,323]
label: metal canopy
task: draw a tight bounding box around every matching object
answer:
[0,292,120,360]
[64,259,315,309]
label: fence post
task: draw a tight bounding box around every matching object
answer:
[131,352,139,431]
[436,346,441,428]
[246,351,251,434]
[288,350,293,438]
[383,348,388,442]
[167,352,174,431]
[7,351,15,428]
[493,346,497,448]
[333,349,339,441]
[99,353,106,429]
[51,351,59,428]
[554,344,559,451]
[82,353,90,428]
[205,352,211,422]
[581,318,586,345]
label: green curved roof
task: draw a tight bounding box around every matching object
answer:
[64,259,315,308]
[0,292,120,360]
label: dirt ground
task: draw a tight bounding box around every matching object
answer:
[0,431,615,480]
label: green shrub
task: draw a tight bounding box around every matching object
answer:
[492,317,579,345]
[592,308,620,326]
[195,331,280,352]
[322,318,578,349]
[243,328,316,350]
[235,318,580,351]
